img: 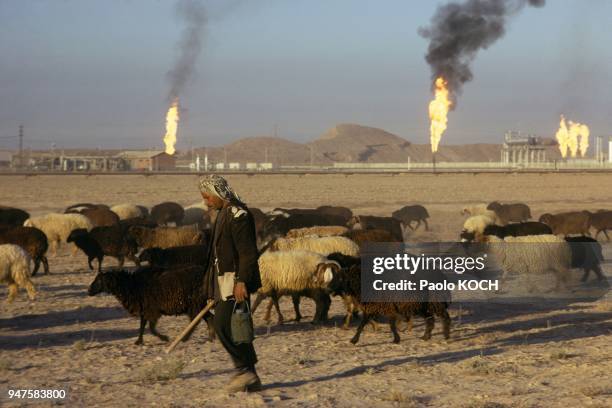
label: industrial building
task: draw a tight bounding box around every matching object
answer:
[118,151,176,171]
[500,131,547,165]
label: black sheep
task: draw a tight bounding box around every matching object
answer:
[150,202,184,226]
[87,265,214,345]
[0,207,30,228]
[564,236,605,282]
[460,221,552,242]
[139,244,207,267]
[67,229,104,272]
[68,226,140,272]
[392,205,430,231]
[0,226,49,275]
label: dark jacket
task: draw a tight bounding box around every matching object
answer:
[203,202,262,298]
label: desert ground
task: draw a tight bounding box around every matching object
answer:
[1,173,611,407]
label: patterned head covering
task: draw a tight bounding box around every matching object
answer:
[198,174,243,204]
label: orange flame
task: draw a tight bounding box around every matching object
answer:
[163,98,179,155]
[428,77,451,153]
[569,120,590,157]
[555,115,570,158]
[555,115,590,158]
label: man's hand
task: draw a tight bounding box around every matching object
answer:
[234,282,248,303]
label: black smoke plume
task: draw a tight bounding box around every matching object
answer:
[166,0,207,102]
[419,0,545,105]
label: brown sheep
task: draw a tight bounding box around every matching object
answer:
[538,211,591,236]
[81,207,120,227]
[342,229,401,251]
[586,210,612,241]
[487,202,531,224]
[316,206,353,223]
[0,226,49,276]
[346,215,403,241]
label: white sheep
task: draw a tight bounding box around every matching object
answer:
[269,236,360,257]
[485,234,572,292]
[24,213,93,255]
[252,250,340,324]
[462,215,497,239]
[461,204,488,216]
[461,205,502,225]
[110,204,144,220]
[285,225,349,239]
[0,244,36,302]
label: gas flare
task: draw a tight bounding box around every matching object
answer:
[163,98,179,155]
[555,115,590,158]
[569,120,590,157]
[428,77,451,153]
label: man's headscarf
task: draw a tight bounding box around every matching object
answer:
[198,174,243,204]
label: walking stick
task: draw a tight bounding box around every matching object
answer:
[165,300,216,354]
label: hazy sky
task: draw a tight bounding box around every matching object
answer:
[0,0,611,150]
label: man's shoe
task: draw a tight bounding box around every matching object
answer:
[224,371,262,393]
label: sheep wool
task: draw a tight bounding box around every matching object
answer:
[257,250,335,293]
[0,244,36,302]
[463,215,497,235]
[110,204,144,220]
[285,225,349,239]
[24,213,93,251]
[486,234,572,288]
[271,236,360,257]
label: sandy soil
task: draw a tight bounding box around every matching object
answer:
[1,173,611,407]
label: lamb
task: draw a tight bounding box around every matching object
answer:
[23,213,93,255]
[251,250,340,324]
[484,235,572,292]
[110,204,145,220]
[586,210,612,241]
[285,225,349,239]
[128,225,204,250]
[564,236,605,282]
[139,244,207,268]
[150,202,184,226]
[0,207,30,228]
[327,261,450,344]
[347,215,403,241]
[392,205,430,231]
[0,244,36,302]
[460,221,552,242]
[67,226,140,272]
[539,211,591,236]
[487,201,531,224]
[0,226,49,276]
[267,236,360,257]
[88,265,214,345]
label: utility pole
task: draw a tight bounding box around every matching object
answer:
[18,125,24,169]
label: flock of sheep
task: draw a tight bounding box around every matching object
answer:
[0,199,610,345]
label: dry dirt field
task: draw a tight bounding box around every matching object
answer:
[1,173,611,407]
